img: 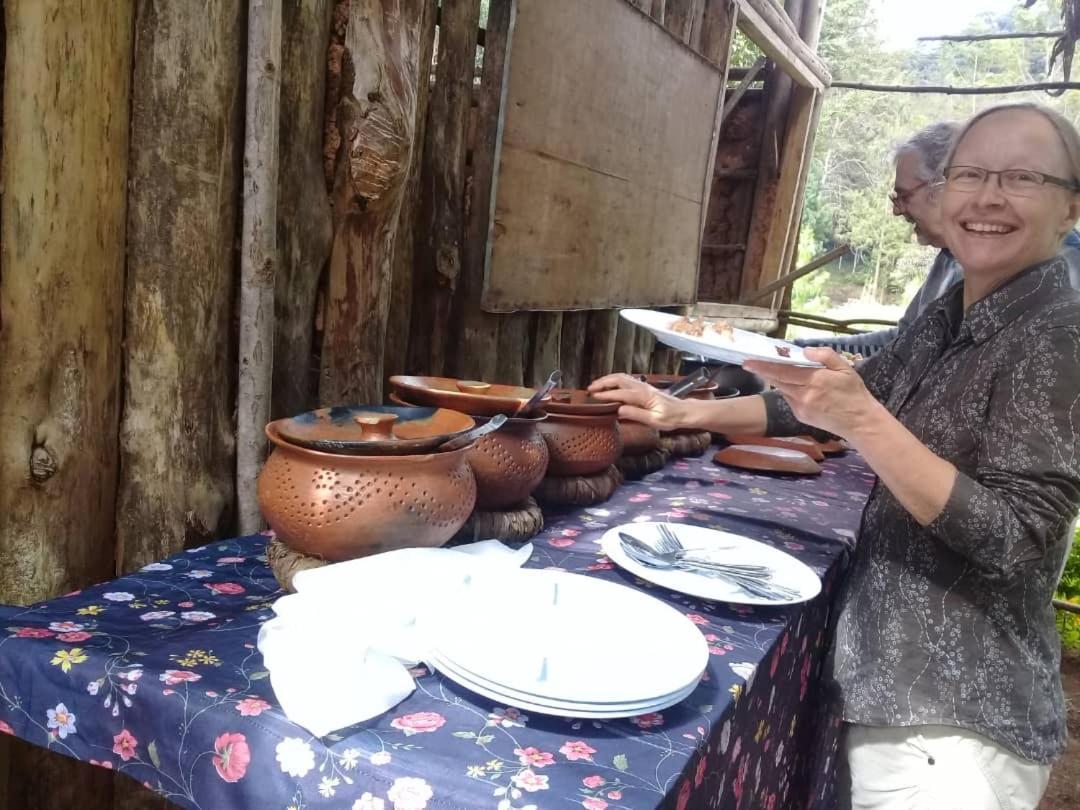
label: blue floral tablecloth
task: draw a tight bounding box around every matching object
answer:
[0,450,874,810]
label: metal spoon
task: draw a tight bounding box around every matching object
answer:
[437,414,508,452]
[516,370,562,416]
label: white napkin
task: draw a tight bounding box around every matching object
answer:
[257,540,532,737]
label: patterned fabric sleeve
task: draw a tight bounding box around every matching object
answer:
[926,324,1080,578]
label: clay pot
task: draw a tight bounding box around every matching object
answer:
[712,444,821,475]
[543,388,620,416]
[257,423,477,561]
[467,414,550,510]
[388,375,544,417]
[677,357,764,396]
[618,420,661,456]
[275,405,474,455]
[536,412,622,477]
[642,374,739,402]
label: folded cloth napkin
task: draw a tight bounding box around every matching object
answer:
[257,540,532,737]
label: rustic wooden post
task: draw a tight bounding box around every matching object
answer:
[529,313,564,386]
[560,312,590,389]
[496,313,532,386]
[613,314,636,374]
[384,2,439,380]
[459,0,516,382]
[117,0,246,576]
[411,0,483,376]
[237,0,283,534]
[320,0,429,404]
[0,4,133,807]
[272,0,335,418]
[586,310,620,382]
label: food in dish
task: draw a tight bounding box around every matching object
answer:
[775,345,791,358]
[670,316,709,336]
[711,320,734,342]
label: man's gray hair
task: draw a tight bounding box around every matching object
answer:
[894,121,963,181]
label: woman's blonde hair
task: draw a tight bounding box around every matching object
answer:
[944,102,1080,191]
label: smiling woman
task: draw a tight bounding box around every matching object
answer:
[588,102,1080,810]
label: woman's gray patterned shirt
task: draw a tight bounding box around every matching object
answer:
[764,258,1080,763]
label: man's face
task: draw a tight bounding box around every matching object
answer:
[893,151,945,247]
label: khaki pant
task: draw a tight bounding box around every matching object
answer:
[844,724,1051,810]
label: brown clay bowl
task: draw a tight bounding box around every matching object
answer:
[274,405,474,456]
[257,423,477,561]
[640,374,723,400]
[618,420,661,456]
[536,411,622,477]
[389,392,549,510]
[712,444,821,475]
[721,434,826,462]
[543,388,620,416]
[388,375,546,418]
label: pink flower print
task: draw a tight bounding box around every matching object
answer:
[708,491,732,500]
[511,769,549,792]
[631,712,664,729]
[89,759,114,769]
[217,557,246,564]
[704,633,719,642]
[0,721,13,735]
[676,779,692,810]
[205,582,245,595]
[695,755,707,786]
[586,561,613,571]
[514,747,554,768]
[709,645,727,656]
[607,791,623,800]
[391,711,446,736]
[178,601,195,608]
[236,698,271,717]
[582,799,608,810]
[783,541,804,551]
[561,529,580,537]
[582,775,605,789]
[15,627,55,639]
[112,729,138,761]
[49,621,85,633]
[387,776,433,809]
[57,631,92,643]
[628,494,650,503]
[213,732,251,783]
[560,740,596,761]
[160,670,201,685]
[685,613,708,625]
[162,689,175,696]
[549,538,575,548]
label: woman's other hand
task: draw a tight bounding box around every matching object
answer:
[744,347,885,441]
[587,374,691,431]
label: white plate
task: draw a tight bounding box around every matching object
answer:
[426,569,708,705]
[599,522,821,606]
[620,308,823,367]
[426,651,700,718]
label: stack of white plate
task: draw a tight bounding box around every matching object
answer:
[424,569,708,718]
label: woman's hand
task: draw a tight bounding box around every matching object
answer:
[587,374,692,431]
[743,347,885,440]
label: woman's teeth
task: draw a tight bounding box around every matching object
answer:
[963,222,1015,234]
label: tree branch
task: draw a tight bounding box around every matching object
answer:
[917,31,1064,43]
[830,80,1080,94]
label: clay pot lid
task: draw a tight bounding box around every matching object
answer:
[642,374,739,400]
[389,375,546,417]
[542,388,620,416]
[388,392,548,425]
[712,444,822,475]
[274,405,475,456]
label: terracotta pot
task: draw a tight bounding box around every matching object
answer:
[642,374,739,402]
[257,423,477,561]
[274,405,474,456]
[712,444,821,475]
[543,388,620,416]
[721,434,826,461]
[537,412,622,476]
[677,357,764,396]
[388,375,545,417]
[467,415,550,510]
[618,420,660,456]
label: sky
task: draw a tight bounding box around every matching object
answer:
[875,0,1031,49]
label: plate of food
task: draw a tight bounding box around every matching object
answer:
[620,309,824,368]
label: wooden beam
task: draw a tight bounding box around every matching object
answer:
[721,56,766,122]
[529,312,563,386]
[739,244,849,303]
[586,310,620,381]
[734,0,829,89]
[830,80,1080,94]
[496,312,532,386]
[918,30,1064,43]
[560,312,590,389]
[614,314,636,374]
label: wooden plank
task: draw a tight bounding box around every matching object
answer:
[700,0,738,63]
[663,0,706,43]
[559,312,590,389]
[459,0,515,381]
[117,0,245,578]
[481,0,723,311]
[320,0,428,404]
[495,312,532,385]
[412,0,482,375]
[734,0,828,89]
[739,244,849,303]
[529,312,563,386]
[384,1,439,380]
[632,328,656,374]
[586,310,620,382]
[273,0,334,418]
[614,314,636,374]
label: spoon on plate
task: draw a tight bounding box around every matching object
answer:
[516,370,562,416]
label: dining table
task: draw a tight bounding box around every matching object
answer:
[0,447,875,810]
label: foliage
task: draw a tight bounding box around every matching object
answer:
[1056,525,1080,650]
[796,0,1080,319]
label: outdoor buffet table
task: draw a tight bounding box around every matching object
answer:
[0,450,874,810]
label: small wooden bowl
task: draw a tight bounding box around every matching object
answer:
[721,434,826,462]
[712,444,822,475]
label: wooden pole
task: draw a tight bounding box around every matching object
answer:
[560,312,590,389]
[117,0,246,576]
[529,312,563,386]
[918,31,1064,42]
[739,244,848,303]
[237,0,283,535]
[830,80,1080,94]
[272,0,335,418]
[321,0,429,404]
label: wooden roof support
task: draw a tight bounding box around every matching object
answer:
[831,80,1080,94]
[734,0,830,89]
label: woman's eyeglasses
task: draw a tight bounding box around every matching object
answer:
[941,165,1080,197]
